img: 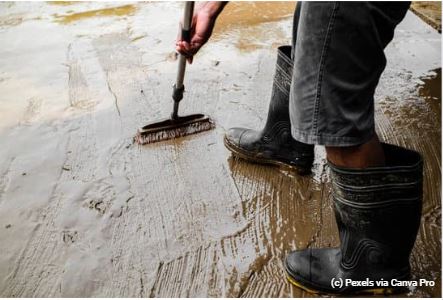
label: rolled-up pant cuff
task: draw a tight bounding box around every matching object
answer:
[291,128,376,147]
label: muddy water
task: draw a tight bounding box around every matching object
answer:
[0,1,441,298]
[53,4,138,24]
[211,2,296,51]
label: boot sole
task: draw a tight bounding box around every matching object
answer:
[286,273,402,296]
[223,136,311,175]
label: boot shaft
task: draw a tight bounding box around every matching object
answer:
[329,143,423,271]
[273,45,293,96]
[263,46,296,144]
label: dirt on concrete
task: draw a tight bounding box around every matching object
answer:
[411,1,441,32]
[0,1,441,297]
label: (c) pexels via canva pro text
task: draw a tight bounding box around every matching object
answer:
[330,278,436,289]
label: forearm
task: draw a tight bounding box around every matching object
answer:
[197,1,228,19]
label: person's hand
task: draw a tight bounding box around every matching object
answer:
[176,2,227,64]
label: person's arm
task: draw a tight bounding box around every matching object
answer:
[176,1,228,64]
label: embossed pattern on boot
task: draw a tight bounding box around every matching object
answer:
[285,143,423,294]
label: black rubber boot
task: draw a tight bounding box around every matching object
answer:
[224,46,314,174]
[285,143,423,295]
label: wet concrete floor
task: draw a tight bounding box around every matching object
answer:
[0,1,441,297]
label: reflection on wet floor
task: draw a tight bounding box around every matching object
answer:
[418,68,442,120]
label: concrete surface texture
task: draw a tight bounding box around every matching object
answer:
[0,1,441,297]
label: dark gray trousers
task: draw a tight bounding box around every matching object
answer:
[289,1,410,146]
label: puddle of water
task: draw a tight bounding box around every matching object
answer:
[211,2,296,51]
[418,68,442,118]
[215,2,296,30]
[418,68,442,133]
[53,4,137,24]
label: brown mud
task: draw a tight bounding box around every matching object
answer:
[53,4,137,24]
[212,2,296,51]
[0,2,441,297]
[410,1,441,32]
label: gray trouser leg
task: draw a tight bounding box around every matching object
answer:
[289,2,410,146]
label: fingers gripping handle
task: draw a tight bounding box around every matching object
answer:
[172,1,194,120]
